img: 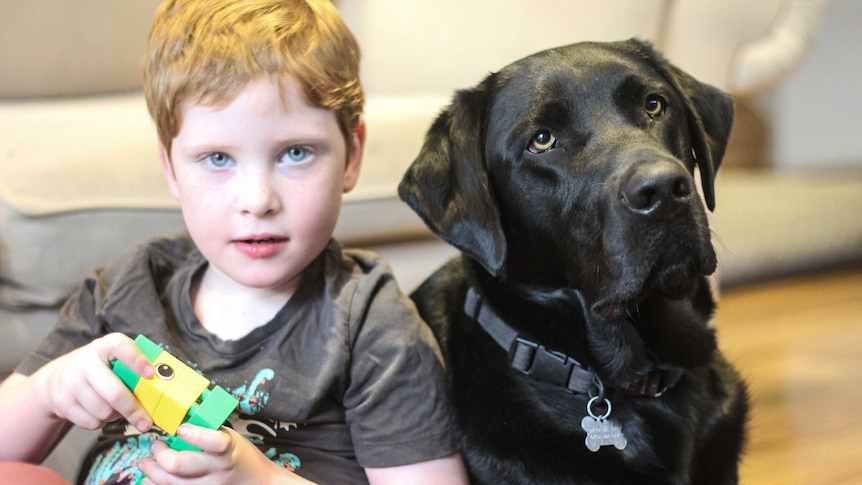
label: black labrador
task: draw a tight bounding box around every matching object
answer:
[399,39,748,484]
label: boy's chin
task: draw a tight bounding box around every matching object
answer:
[201,260,303,296]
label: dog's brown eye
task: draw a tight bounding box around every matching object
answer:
[528,130,557,154]
[645,95,666,118]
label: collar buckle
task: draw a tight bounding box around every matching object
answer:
[510,338,574,387]
[509,338,596,394]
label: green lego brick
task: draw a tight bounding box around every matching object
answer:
[111,360,141,390]
[187,386,238,430]
[111,334,164,391]
[166,435,201,452]
[133,334,164,361]
[163,386,237,453]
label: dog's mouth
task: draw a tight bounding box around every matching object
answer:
[652,260,707,296]
[585,193,718,317]
[592,248,715,319]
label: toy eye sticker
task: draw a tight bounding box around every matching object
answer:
[156,363,175,380]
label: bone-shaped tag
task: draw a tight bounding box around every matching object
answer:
[581,415,627,452]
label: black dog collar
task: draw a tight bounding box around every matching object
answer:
[464,287,682,398]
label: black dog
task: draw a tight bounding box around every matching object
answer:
[399,39,748,484]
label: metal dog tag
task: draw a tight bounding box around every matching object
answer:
[581,397,627,452]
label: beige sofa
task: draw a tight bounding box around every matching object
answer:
[3,0,861,480]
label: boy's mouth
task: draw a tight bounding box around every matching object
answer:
[242,238,283,244]
[235,234,287,244]
[232,235,288,258]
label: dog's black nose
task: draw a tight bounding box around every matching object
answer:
[620,160,692,218]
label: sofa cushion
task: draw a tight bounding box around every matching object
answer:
[0,94,185,311]
[712,171,862,286]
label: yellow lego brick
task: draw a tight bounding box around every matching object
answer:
[151,367,210,434]
[132,346,209,434]
[133,380,164,418]
[151,393,189,434]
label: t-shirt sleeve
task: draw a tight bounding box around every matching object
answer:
[14,236,189,377]
[340,254,459,468]
[14,271,111,376]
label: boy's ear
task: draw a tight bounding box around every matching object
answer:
[343,117,365,194]
[158,141,181,200]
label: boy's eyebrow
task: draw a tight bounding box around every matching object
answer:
[177,140,237,156]
[178,134,335,155]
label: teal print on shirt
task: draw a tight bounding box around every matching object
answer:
[230,368,275,414]
[84,434,160,485]
[263,446,302,472]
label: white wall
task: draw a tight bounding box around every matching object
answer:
[337,0,860,171]
[772,0,862,169]
[340,0,668,96]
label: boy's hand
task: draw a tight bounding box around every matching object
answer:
[35,333,154,432]
[138,425,317,485]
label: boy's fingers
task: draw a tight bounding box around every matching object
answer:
[137,455,173,485]
[85,364,152,432]
[62,401,105,431]
[148,438,209,478]
[175,424,227,454]
[110,394,153,433]
[73,383,117,422]
[89,334,155,430]
[98,333,154,379]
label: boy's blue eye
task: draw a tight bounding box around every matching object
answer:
[205,152,233,168]
[282,146,309,163]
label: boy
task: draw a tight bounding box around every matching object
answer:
[0,1,469,484]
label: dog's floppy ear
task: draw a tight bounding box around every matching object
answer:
[398,77,507,276]
[632,39,734,211]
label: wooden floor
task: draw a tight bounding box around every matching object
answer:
[715,265,862,485]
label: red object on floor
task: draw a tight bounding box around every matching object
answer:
[0,462,72,485]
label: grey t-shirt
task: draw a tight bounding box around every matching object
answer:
[17,234,458,485]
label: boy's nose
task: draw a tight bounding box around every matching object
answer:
[237,170,282,217]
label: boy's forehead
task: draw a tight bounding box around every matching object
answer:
[183,75,304,111]
[175,76,333,132]
[171,75,344,144]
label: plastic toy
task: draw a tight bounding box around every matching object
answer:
[111,334,238,453]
